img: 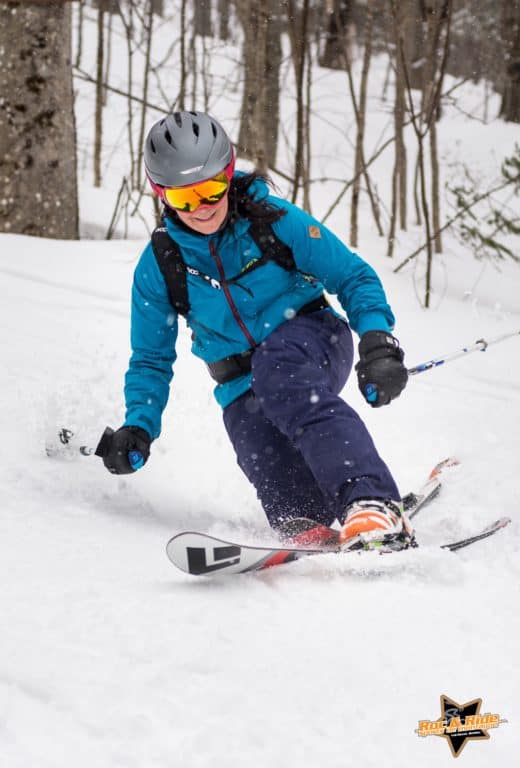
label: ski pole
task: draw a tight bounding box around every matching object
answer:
[55,426,144,469]
[407,329,520,376]
[56,330,519,452]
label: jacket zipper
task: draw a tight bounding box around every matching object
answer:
[209,241,257,349]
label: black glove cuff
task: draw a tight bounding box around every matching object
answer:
[125,426,151,444]
[358,331,404,364]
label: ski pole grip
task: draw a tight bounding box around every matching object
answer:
[94,426,115,458]
[94,427,145,471]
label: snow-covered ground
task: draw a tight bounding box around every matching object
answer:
[1,8,520,766]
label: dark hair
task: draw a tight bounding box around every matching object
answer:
[163,170,286,232]
[226,171,287,228]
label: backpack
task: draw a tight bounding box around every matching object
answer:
[150,220,297,317]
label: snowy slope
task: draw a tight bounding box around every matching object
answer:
[1,231,519,768]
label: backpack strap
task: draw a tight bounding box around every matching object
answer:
[151,226,190,317]
[150,220,297,318]
[246,221,296,273]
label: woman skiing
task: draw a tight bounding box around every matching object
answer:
[101,111,411,550]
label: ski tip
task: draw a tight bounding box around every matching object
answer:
[429,457,460,479]
[490,516,512,530]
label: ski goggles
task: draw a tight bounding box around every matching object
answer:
[160,171,230,213]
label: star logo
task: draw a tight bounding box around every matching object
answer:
[416,695,508,757]
[440,695,490,757]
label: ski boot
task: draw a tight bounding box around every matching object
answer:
[339,499,415,552]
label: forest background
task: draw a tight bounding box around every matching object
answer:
[0,0,519,310]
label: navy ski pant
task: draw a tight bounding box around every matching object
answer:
[222,309,400,530]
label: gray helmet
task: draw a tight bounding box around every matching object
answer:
[144,111,234,187]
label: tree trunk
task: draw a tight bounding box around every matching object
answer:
[422,0,453,253]
[429,117,442,252]
[265,3,282,166]
[395,3,408,232]
[236,0,281,172]
[118,0,136,188]
[287,0,310,201]
[350,0,376,247]
[179,0,187,110]
[136,0,154,190]
[103,9,113,107]
[319,0,354,70]
[302,36,313,213]
[403,0,425,90]
[194,0,212,37]
[218,0,231,40]
[500,0,520,122]
[341,0,382,245]
[93,5,104,187]
[74,0,85,70]
[0,1,78,239]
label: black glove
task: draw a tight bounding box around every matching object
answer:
[95,426,152,474]
[355,331,408,407]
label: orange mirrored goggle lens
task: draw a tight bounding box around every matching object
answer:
[163,173,229,212]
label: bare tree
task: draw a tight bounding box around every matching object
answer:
[319,0,354,70]
[194,0,212,37]
[387,0,408,258]
[75,0,85,70]
[93,3,105,187]
[422,0,453,253]
[103,8,114,106]
[118,0,137,187]
[235,0,282,172]
[136,0,154,190]
[179,0,188,110]
[218,0,231,41]
[500,0,520,122]
[395,0,454,307]
[402,0,426,89]
[347,0,381,247]
[286,0,311,202]
[0,1,78,239]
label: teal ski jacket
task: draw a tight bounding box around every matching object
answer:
[123,177,395,439]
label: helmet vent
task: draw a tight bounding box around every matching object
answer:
[144,111,232,187]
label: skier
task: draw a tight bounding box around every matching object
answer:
[101,111,411,550]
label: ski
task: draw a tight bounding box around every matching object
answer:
[403,456,457,520]
[441,517,511,552]
[166,457,511,577]
[165,515,511,576]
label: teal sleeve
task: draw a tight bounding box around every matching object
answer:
[123,242,178,439]
[271,200,395,335]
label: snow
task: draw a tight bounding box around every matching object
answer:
[1,8,520,766]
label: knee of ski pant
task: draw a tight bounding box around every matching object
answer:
[251,315,354,404]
